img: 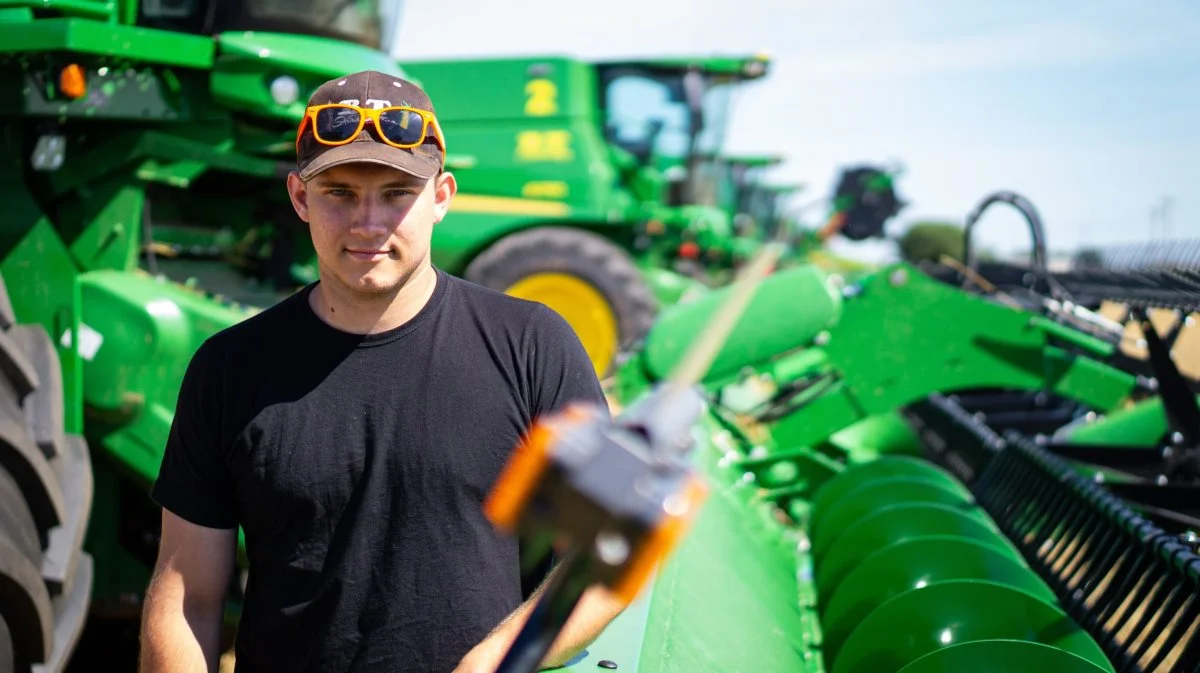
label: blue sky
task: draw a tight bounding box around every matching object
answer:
[391,0,1200,262]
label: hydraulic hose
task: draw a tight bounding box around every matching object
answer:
[962,190,1066,301]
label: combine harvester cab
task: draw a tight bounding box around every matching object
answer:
[720,153,789,240]
[692,152,789,277]
[398,53,772,376]
[563,191,1200,673]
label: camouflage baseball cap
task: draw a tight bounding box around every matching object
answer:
[296,70,445,181]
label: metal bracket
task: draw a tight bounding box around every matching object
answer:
[1133,306,1200,450]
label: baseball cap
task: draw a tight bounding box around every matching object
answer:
[296,70,445,181]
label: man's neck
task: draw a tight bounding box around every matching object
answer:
[309,265,439,335]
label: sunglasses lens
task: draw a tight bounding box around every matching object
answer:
[378,109,426,146]
[315,106,362,142]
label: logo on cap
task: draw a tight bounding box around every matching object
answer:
[337,98,396,109]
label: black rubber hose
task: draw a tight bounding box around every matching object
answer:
[962,190,1068,300]
[962,190,1048,272]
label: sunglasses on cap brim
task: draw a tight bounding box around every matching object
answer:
[296,103,448,153]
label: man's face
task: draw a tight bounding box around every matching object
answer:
[287,162,455,296]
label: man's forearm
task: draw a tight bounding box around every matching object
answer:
[455,555,630,673]
[486,578,626,670]
[139,586,225,673]
[533,584,626,669]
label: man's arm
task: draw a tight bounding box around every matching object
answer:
[454,561,627,672]
[139,335,240,672]
[139,510,237,673]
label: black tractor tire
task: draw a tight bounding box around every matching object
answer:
[0,274,93,673]
[463,226,658,377]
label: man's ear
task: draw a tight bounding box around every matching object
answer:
[431,170,457,224]
[286,172,310,223]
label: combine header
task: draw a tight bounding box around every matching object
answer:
[484,192,1200,672]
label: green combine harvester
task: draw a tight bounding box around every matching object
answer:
[397,52,771,377]
[710,153,787,237]
[1,1,1198,672]
[682,152,789,280]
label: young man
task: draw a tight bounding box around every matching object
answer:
[139,70,623,673]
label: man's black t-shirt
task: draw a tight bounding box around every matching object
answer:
[150,269,607,672]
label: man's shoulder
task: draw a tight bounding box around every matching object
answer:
[441,272,593,379]
[192,285,310,364]
[443,272,565,334]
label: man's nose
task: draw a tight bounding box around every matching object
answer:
[348,198,390,236]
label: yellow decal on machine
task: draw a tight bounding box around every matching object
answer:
[524,78,559,116]
[451,194,571,217]
[522,181,569,199]
[514,130,574,163]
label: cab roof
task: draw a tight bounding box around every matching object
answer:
[594,53,772,80]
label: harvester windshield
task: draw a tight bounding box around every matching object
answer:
[597,56,768,205]
[601,68,697,163]
[138,0,402,49]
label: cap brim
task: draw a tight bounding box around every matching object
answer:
[298,141,441,181]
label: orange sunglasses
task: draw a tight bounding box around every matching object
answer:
[296,103,447,152]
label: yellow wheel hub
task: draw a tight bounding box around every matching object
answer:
[506,272,619,376]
